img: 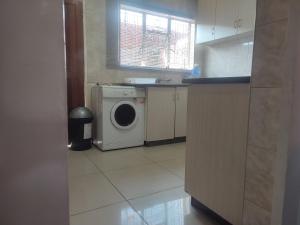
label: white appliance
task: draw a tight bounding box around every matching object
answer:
[91,85,146,151]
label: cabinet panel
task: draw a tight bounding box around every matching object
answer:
[237,0,256,34]
[146,87,176,142]
[196,0,216,44]
[185,84,250,225]
[214,0,238,40]
[175,87,188,137]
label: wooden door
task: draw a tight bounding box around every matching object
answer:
[64,0,85,112]
[175,87,188,138]
[214,0,238,40]
[196,0,217,44]
[146,87,176,142]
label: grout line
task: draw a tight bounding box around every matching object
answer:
[83,152,151,225]
[139,147,186,180]
[241,86,253,221]
[255,17,289,28]
[69,145,186,224]
[127,185,185,201]
[84,149,160,173]
[247,143,276,152]
[148,159,185,181]
[250,86,282,89]
[70,199,126,217]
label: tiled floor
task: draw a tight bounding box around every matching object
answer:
[68,143,220,225]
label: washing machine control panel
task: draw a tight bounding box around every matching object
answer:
[102,86,146,98]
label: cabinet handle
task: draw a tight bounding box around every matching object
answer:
[238,19,242,28]
[234,20,238,29]
[173,93,176,102]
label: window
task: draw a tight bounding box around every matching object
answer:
[120,5,195,71]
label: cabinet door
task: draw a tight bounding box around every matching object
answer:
[196,0,217,44]
[146,87,176,142]
[185,84,250,225]
[175,87,188,138]
[214,0,238,40]
[237,0,256,34]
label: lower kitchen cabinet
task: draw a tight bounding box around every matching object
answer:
[145,86,188,143]
[175,87,188,138]
[145,87,176,142]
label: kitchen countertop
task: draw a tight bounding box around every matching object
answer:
[182,77,251,84]
[117,83,189,87]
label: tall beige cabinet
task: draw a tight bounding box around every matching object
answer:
[185,82,250,225]
[145,86,188,144]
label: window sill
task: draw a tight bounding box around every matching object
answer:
[108,64,192,76]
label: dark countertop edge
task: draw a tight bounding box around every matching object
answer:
[117,83,189,87]
[182,77,251,84]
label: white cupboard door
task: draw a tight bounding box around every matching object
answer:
[196,0,217,44]
[237,0,257,34]
[214,0,238,40]
[175,87,188,138]
[146,87,176,142]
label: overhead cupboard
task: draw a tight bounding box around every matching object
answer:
[196,0,256,44]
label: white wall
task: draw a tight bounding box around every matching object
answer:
[83,0,190,107]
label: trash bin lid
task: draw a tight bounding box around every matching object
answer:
[70,107,93,119]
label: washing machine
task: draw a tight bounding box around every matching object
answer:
[91,85,145,151]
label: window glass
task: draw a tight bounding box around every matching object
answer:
[120,5,195,71]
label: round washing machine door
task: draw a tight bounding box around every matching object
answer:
[110,101,138,130]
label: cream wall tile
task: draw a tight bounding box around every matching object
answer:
[243,200,271,225]
[84,0,186,87]
[195,35,254,78]
[248,88,282,149]
[85,83,95,108]
[256,0,290,26]
[251,20,288,87]
[245,145,276,212]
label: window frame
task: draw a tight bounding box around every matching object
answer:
[118,4,195,73]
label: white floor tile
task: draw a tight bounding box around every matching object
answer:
[68,152,98,178]
[68,149,88,159]
[105,164,184,199]
[85,147,153,172]
[157,158,185,179]
[69,173,124,215]
[70,202,146,225]
[141,144,185,162]
[130,187,219,225]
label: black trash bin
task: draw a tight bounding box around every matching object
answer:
[69,107,93,151]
